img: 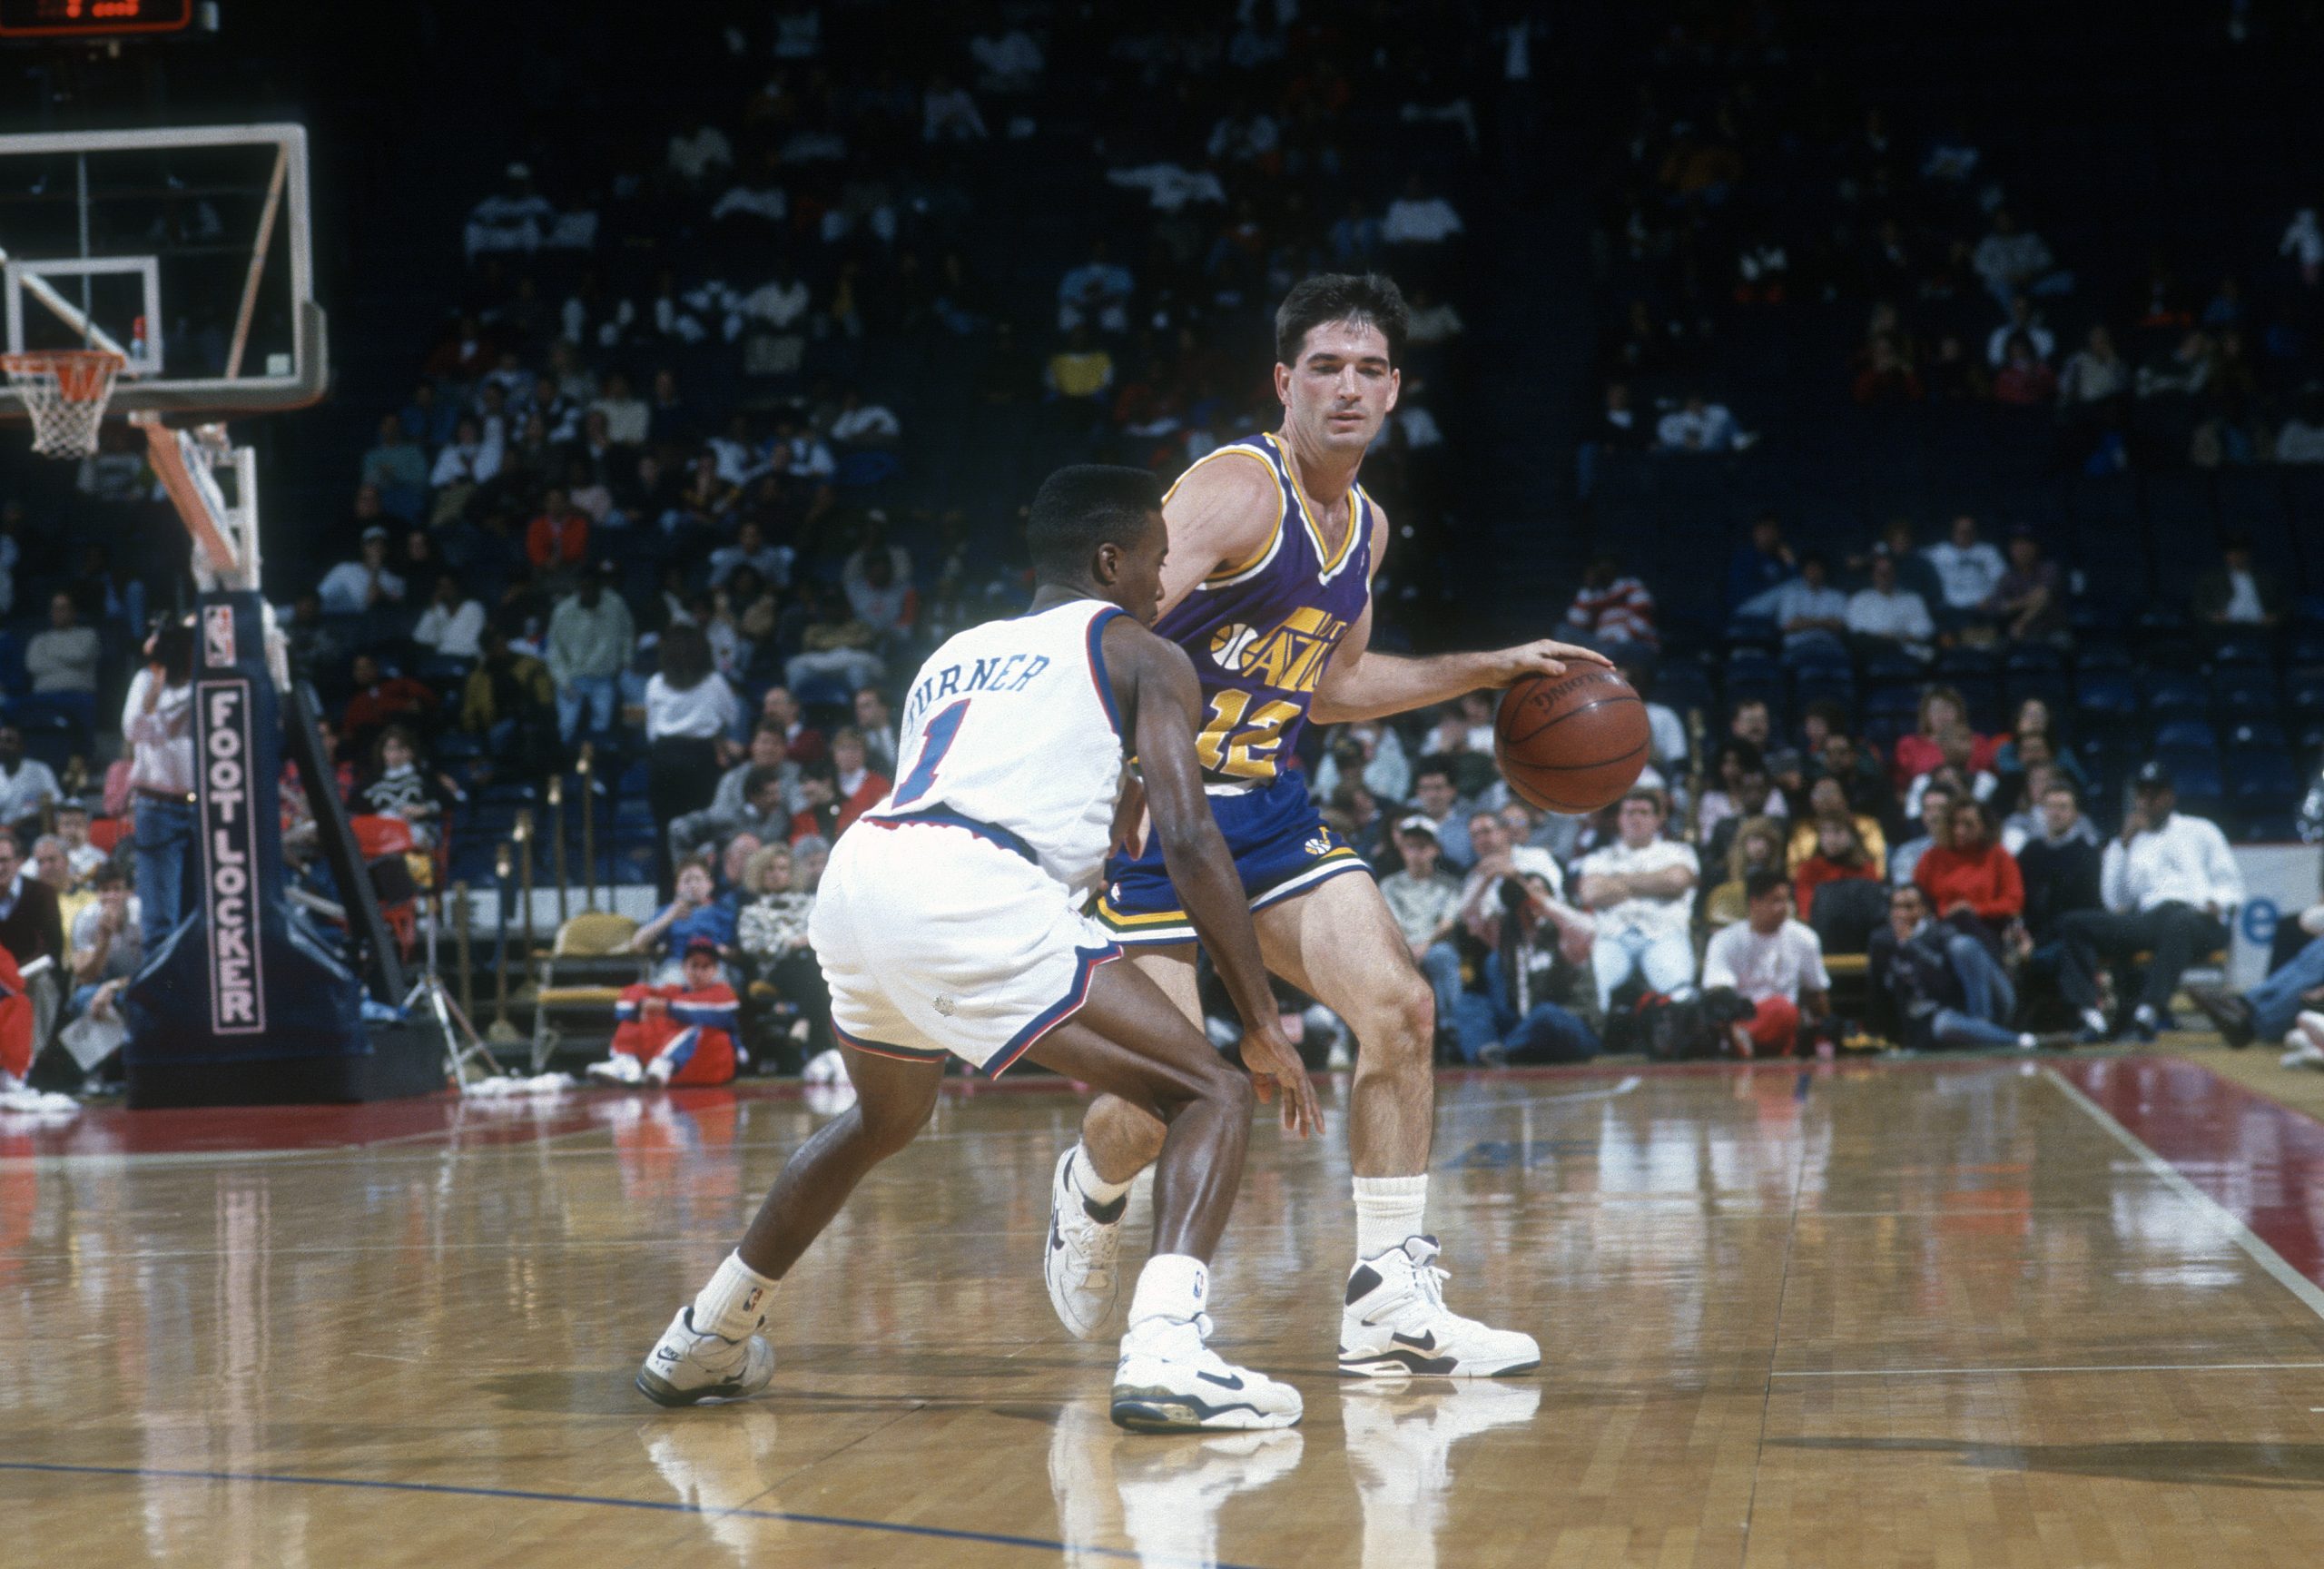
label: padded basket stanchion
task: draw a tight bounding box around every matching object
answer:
[3,347,123,458]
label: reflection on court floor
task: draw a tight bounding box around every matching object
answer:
[1,1058,2321,1566]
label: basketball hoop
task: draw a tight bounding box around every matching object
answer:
[2,348,125,459]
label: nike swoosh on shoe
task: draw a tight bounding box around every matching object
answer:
[1196,1370,1245,1391]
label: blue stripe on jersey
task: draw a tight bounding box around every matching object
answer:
[1084,606,1126,739]
[863,806,1039,865]
[985,942,1120,1077]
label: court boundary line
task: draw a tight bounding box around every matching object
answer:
[1772,1360,2324,1378]
[2043,1066,2324,1323]
[0,1460,1262,1569]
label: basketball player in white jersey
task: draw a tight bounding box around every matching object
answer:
[1046,274,1608,1377]
[637,467,1323,1433]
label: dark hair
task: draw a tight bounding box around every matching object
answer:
[1413,758,1454,787]
[151,621,194,683]
[743,764,783,800]
[799,755,839,784]
[93,865,126,892]
[1025,465,1161,582]
[659,622,714,692]
[2042,778,2080,803]
[1275,272,1408,367]
[1622,787,1668,816]
[1743,867,1788,903]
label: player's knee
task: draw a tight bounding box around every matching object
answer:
[1374,972,1437,1061]
[852,1099,931,1159]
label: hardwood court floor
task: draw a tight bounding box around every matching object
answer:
[3,1056,2323,1567]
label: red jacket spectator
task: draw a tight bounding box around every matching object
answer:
[608,976,738,1086]
[0,943,31,1081]
[526,505,590,571]
[1914,839,2024,923]
[836,769,891,837]
[1561,557,1659,648]
[342,655,438,745]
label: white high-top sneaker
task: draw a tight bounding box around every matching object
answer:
[635,1307,775,1407]
[1338,1236,1541,1378]
[1044,1146,1127,1340]
[1110,1314,1304,1433]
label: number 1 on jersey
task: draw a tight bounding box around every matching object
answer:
[891,698,970,808]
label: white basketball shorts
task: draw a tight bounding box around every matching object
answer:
[810,817,1121,1075]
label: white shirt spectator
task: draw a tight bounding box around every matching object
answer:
[465,187,556,259]
[412,599,487,661]
[24,623,100,694]
[924,84,989,142]
[1645,701,1687,771]
[1382,194,1464,244]
[1985,321,2055,367]
[1702,918,1831,1003]
[1105,163,1227,213]
[1972,228,2057,299]
[742,277,812,331]
[1846,585,1935,645]
[777,432,835,479]
[1769,578,1849,644]
[666,125,734,183]
[1903,768,1997,821]
[711,183,787,224]
[1923,538,2007,609]
[830,402,901,445]
[2277,419,2324,463]
[317,560,407,617]
[0,756,58,824]
[645,673,741,742]
[709,540,793,589]
[1407,300,1466,345]
[1395,406,1445,449]
[592,391,650,447]
[2283,209,2324,280]
[1655,402,1738,451]
[1574,839,1699,942]
[2101,811,2243,914]
[970,28,1044,89]
[429,425,504,488]
[121,668,194,796]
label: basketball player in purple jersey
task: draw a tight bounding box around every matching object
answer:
[1045,274,1609,1376]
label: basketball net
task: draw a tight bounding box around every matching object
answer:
[2,348,124,459]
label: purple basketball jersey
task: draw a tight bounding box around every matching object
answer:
[1153,434,1374,784]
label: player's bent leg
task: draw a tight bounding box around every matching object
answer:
[1044,947,1192,1340]
[638,1047,943,1408]
[1030,964,1300,1432]
[1260,875,1541,1380]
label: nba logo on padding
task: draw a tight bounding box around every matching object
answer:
[202,603,235,669]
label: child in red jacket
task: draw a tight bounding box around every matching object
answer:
[588,938,740,1087]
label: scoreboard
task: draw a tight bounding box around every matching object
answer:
[0,0,196,39]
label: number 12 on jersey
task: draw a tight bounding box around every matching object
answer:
[1194,689,1302,781]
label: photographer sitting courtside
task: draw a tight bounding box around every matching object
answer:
[2059,762,2242,1042]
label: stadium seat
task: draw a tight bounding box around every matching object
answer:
[2157,749,2225,809]
[2072,639,2133,674]
[2152,718,2219,755]
[2226,719,2288,752]
[2211,669,2280,718]
[2229,747,2304,814]
[1861,649,1926,686]
[2143,674,2208,716]
[2073,671,2138,721]
[2206,636,2272,671]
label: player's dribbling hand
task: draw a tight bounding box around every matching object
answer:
[1239,1023,1323,1139]
[1486,639,1614,686]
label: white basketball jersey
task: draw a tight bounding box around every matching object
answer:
[864,598,1128,896]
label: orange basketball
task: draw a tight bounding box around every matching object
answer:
[1493,667,1653,814]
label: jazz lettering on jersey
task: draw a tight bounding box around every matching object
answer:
[901,652,1052,729]
[1197,605,1348,780]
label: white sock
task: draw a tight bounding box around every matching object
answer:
[2082,1009,2108,1034]
[1353,1175,1429,1260]
[1068,1143,1132,1209]
[691,1251,780,1340]
[1128,1253,1209,1326]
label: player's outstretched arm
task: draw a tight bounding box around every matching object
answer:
[1311,500,1612,725]
[1106,617,1322,1138]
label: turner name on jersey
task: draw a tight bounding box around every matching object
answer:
[900,649,1056,732]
